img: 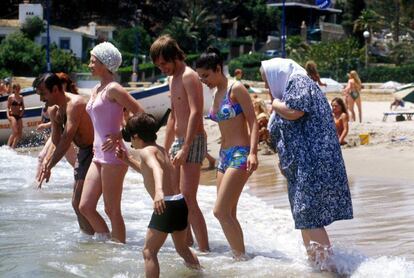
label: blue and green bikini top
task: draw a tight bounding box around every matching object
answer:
[208,82,243,122]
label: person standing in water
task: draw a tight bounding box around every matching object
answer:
[79,42,144,243]
[116,113,200,277]
[150,35,210,252]
[196,47,259,259]
[261,58,353,270]
[36,73,95,236]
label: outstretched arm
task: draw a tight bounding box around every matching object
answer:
[38,101,82,187]
[115,145,142,173]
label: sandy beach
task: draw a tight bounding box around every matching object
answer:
[187,90,414,185]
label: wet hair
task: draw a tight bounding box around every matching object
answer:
[195,46,223,72]
[56,72,78,94]
[331,97,347,114]
[126,113,158,143]
[150,35,185,63]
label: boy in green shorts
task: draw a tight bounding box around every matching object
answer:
[116,113,200,277]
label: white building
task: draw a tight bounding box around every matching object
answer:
[0,1,99,59]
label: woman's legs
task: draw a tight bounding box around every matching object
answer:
[11,119,23,148]
[7,117,17,147]
[355,97,362,123]
[301,228,335,270]
[79,162,110,235]
[101,163,128,243]
[214,168,249,258]
[346,96,356,122]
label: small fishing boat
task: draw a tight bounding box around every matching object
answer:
[0,82,213,144]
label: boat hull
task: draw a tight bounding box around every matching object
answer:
[0,82,213,144]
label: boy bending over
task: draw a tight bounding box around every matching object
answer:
[116,113,200,277]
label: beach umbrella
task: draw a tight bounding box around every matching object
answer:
[319,78,343,93]
[380,81,401,89]
[394,83,414,103]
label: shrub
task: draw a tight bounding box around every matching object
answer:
[228,52,267,81]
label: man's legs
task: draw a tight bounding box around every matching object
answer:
[72,179,95,235]
[180,163,209,251]
[143,228,168,278]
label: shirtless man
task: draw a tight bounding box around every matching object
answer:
[150,35,209,251]
[36,73,95,235]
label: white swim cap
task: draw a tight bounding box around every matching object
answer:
[90,42,122,73]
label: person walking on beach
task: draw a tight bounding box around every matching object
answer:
[150,35,210,252]
[36,73,95,236]
[116,113,200,277]
[343,70,362,123]
[196,47,258,259]
[79,42,144,243]
[260,58,353,270]
[7,83,24,148]
[331,97,349,145]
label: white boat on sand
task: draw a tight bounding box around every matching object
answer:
[0,82,213,144]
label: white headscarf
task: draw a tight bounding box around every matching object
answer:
[261,58,307,100]
[90,42,122,73]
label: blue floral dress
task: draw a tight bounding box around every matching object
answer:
[269,74,353,229]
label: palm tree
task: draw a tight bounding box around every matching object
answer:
[181,3,215,51]
[162,17,198,53]
[353,9,385,40]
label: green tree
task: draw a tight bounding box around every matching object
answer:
[0,32,43,76]
[115,26,152,56]
[366,0,414,42]
[337,0,366,42]
[181,2,215,51]
[388,42,414,65]
[20,16,45,41]
[162,17,198,54]
[49,44,80,73]
[353,9,385,39]
[306,39,363,81]
[285,36,310,63]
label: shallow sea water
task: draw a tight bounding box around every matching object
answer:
[1,146,414,277]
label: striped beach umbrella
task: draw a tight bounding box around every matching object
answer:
[394,83,414,103]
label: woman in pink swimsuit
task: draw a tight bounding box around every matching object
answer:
[79,42,144,243]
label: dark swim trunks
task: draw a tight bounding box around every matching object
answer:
[148,194,188,233]
[74,145,93,181]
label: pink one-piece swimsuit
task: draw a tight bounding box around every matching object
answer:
[86,82,125,165]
